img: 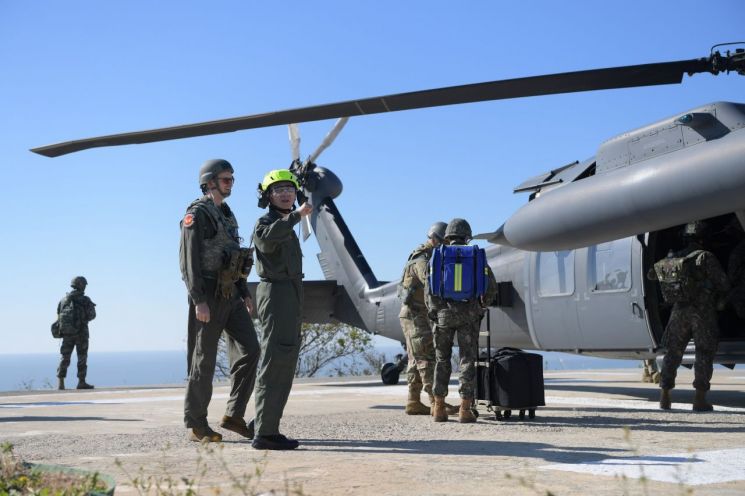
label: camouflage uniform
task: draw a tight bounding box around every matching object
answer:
[426,249,498,399]
[650,247,729,392]
[398,242,436,399]
[56,289,96,380]
[180,195,260,430]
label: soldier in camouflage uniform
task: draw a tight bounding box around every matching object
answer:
[648,221,729,411]
[180,159,260,442]
[251,169,312,450]
[641,358,660,383]
[56,276,96,390]
[425,218,498,423]
[398,222,458,416]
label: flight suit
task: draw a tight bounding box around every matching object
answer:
[252,207,304,436]
[56,290,96,381]
[651,247,729,392]
[180,196,260,429]
[426,246,498,399]
[398,242,436,399]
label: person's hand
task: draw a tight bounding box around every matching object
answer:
[297,202,313,217]
[195,302,210,323]
[244,296,254,315]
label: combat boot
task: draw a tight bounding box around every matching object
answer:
[429,394,459,416]
[692,389,713,412]
[405,391,430,415]
[57,378,65,390]
[189,425,223,442]
[641,369,653,383]
[458,398,477,423]
[432,395,448,422]
[76,380,94,390]
[659,388,672,410]
[219,415,254,438]
[651,372,661,384]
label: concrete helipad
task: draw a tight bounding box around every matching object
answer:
[1,368,744,495]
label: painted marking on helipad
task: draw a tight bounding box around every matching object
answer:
[544,395,745,412]
[542,448,745,485]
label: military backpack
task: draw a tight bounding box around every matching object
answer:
[57,296,81,336]
[429,244,488,301]
[653,250,703,304]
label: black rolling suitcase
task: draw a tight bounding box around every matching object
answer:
[475,313,545,420]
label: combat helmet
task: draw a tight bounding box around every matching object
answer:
[427,221,447,243]
[444,218,472,240]
[71,276,88,290]
[199,159,234,191]
[257,169,300,208]
[683,220,707,238]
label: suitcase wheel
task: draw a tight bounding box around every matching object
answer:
[519,410,525,419]
[529,409,536,419]
[503,409,512,419]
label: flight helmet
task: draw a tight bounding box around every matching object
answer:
[199,159,234,191]
[257,169,300,208]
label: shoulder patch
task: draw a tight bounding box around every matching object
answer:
[183,213,195,228]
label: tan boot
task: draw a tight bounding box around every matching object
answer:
[651,372,661,384]
[444,401,460,415]
[659,388,671,410]
[641,369,652,383]
[692,389,713,412]
[405,390,431,415]
[458,398,476,423]
[433,396,448,422]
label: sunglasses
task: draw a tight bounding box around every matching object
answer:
[217,176,235,185]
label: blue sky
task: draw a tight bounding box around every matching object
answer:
[1,1,743,354]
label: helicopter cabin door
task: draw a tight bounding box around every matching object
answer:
[528,250,582,350]
[575,237,653,350]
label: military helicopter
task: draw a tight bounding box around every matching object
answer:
[33,45,745,383]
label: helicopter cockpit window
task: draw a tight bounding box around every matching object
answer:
[537,250,575,296]
[588,239,632,292]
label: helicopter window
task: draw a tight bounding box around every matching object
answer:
[588,239,631,292]
[537,250,575,296]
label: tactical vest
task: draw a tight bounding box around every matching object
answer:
[654,249,704,304]
[190,198,242,274]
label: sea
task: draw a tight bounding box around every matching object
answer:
[0,347,640,393]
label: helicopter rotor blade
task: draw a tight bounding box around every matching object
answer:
[301,215,312,241]
[288,124,301,162]
[32,52,742,158]
[308,117,349,164]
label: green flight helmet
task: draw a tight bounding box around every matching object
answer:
[427,221,447,243]
[71,276,88,290]
[445,218,472,240]
[199,159,234,190]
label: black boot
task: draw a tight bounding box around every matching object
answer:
[58,378,65,390]
[252,434,300,450]
[76,379,94,389]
